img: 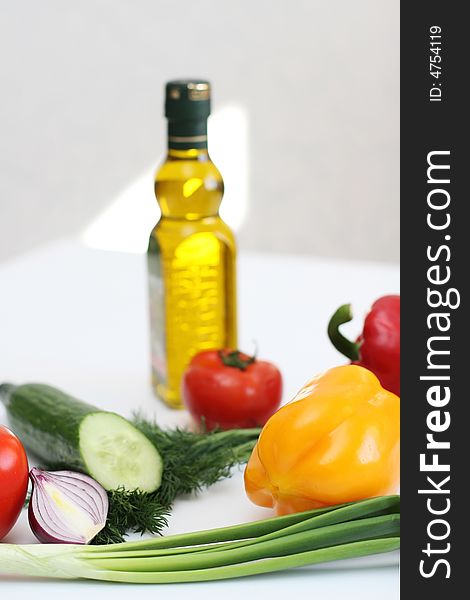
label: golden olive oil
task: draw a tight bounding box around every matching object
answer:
[147,81,237,408]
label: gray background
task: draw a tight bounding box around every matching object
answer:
[0,0,399,263]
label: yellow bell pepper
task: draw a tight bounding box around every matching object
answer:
[244,365,400,515]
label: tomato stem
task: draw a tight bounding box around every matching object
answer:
[218,350,256,371]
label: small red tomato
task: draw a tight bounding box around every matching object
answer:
[0,425,29,540]
[182,349,283,430]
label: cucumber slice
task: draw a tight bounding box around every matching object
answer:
[79,412,162,492]
[0,383,163,493]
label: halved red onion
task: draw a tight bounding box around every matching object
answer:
[28,467,108,544]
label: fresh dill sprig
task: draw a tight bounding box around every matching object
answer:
[92,488,170,545]
[135,417,261,504]
[92,418,261,544]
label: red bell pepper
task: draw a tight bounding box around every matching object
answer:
[327,295,400,396]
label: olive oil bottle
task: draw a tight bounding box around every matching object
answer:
[147,80,237,408]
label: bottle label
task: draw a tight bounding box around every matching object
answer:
[148,238,167,387]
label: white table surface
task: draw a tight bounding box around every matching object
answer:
[0,239,400,598]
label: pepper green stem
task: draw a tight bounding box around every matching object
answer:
[218,350,256,371]
[327,304,360,361]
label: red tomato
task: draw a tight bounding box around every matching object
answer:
[182,350,283,430]
[0,425,29,540]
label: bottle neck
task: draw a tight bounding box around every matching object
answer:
[167,118,208,151]
[156,126,223,220]
[166,147,209,161]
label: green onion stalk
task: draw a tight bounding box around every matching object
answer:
[0,496,400,583]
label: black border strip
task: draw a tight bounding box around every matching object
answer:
[401,2,465,594]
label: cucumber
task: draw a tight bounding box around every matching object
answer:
[0,383,163,493]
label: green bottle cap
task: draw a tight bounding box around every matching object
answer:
[165,80,211,121]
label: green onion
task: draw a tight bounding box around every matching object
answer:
[0,496,400,583]
[81,494,399,558]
